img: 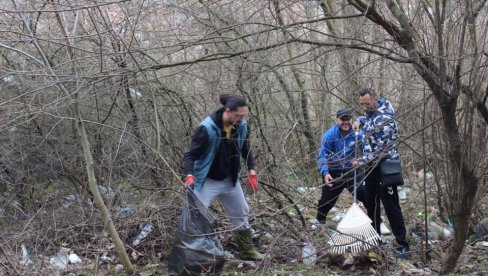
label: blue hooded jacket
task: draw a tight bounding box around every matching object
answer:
[317,124,362,176]
[357,98,400,165]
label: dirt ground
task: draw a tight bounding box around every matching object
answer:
[0,176,487,275]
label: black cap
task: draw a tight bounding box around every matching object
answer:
[336,108,352,119]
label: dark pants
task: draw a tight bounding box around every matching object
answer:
[365,166,408,248]
[316,170,366,223]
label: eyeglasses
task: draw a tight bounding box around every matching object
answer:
[339,116,351,121]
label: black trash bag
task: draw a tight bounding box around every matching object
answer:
[168,189,225,275]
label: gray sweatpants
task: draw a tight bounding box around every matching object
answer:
[193,177,250,230]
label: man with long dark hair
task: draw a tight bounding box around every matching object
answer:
[182,94,263,261]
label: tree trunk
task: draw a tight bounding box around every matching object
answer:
[75,106,135,275]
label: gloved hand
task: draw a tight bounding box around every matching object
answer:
[246,170,258,193]
[184,175,195,187]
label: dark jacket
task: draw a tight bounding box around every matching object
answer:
[183,108,255,188]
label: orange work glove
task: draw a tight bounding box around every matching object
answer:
[246,171,258,193]
[184,175,195,187]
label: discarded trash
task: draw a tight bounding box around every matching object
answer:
[332,212,344,222]
[132,223,155,246]
[129,87,143,99]
[474,241,488,248]
[115,264,124,270]
[68,253,82,264]
[302,243,317,265]
[20,244,32,266]
[416,170,434,180]
[428,221,454,240]
[474,218,488,240]
[398,190,407,200]
[63,195,77,208]
[296,186,307,194]
[224,251,235,259]
[50,248,70,270]
[115,204,135,217]
[98,185,115,198]
[65,195,76,202]
[99,256,112,263]
[168,189,225,275]
[309,218,322,230]
[443,227,454,240]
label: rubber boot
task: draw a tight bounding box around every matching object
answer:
[235,229,264,261]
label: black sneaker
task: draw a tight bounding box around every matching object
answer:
[396,246,410,259]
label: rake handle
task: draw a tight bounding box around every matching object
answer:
[353,131,359,204]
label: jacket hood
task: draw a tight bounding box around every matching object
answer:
[209,107,225,128]
[369,98,395,117]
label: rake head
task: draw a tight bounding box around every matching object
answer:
[327,203,381,254]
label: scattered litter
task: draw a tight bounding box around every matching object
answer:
[475,241,488,248]
[20,244,32,266]
[68,253,82,264]
[302,243,317,266]
[297,204,307,212]
[429,221,453,240]
[129,87,143,99]
[98,185,115,198]
[115,263,124,270]
[224,251,235,259]
[65,195,76,202]
[100,256,112,263]
[309,218,322,230]
[398,190,407,200]
[115,204,135,217]
[63,195,77,208]
[473,218,488,240]
[50,248,70,270]
[2,75,14,83]
[342,254,355,268]
[332,212,345,222]
[416,170,434,180]
[411,232,421,243]
[132,223,154,246]
[236,261,257,268]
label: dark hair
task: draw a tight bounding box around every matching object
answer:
[219,94,248,110]
[358,87,377,97]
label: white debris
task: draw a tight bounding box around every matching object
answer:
[302,243,317,265]
[50,248,70,270]
[398,190,407,200]
[68,253,82,264]
[115,264,124,270]
[129,87,143,99]
[333,212,344,222]
[20,244,32,266]
[132,223,155,246]
[475,241,488,248]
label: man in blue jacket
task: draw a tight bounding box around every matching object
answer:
[352,87,409,258]
[182,94,263,261]
[316,108,390,233]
